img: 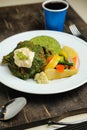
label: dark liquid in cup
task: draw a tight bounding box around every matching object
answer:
[45,2,67,10]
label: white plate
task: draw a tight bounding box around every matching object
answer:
[0,30,87,94]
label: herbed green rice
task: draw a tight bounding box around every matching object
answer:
[30,36,61,54]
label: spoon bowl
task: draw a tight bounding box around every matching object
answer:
[0,97,27,120]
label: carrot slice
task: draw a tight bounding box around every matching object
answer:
[56,64,65,72]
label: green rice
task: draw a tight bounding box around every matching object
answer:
[30,36,61,54]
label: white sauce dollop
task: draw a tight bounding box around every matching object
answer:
[14,47,35,68]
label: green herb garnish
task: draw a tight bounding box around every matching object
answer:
[17,51,28,60]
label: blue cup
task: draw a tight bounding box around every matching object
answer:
[42,0,69,32]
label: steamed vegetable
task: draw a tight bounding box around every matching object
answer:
[44,46,79,80]
[44,68,78,80]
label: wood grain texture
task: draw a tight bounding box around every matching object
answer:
[0,3,87,129]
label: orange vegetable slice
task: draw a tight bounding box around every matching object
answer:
[56,64,65,72]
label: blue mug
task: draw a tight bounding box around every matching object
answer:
[42,0,69,32]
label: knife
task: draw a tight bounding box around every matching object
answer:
[3,107,87,130]
[55,121,87,130]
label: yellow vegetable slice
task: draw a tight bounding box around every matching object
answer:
[59,49,68,60]
[61,46,78,58]
[45,54,60,69]
[44,68,78,80]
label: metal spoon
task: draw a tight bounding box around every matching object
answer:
[0,97,27,120]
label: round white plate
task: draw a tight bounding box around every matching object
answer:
[0,30,87,94]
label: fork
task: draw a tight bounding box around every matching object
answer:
[69,24,87,42]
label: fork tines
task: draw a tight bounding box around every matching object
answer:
[69,24,87,42]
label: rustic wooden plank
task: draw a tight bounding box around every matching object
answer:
[0,2,87,129]
[0,3,44,42]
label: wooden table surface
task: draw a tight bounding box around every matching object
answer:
[0,2,87,130]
